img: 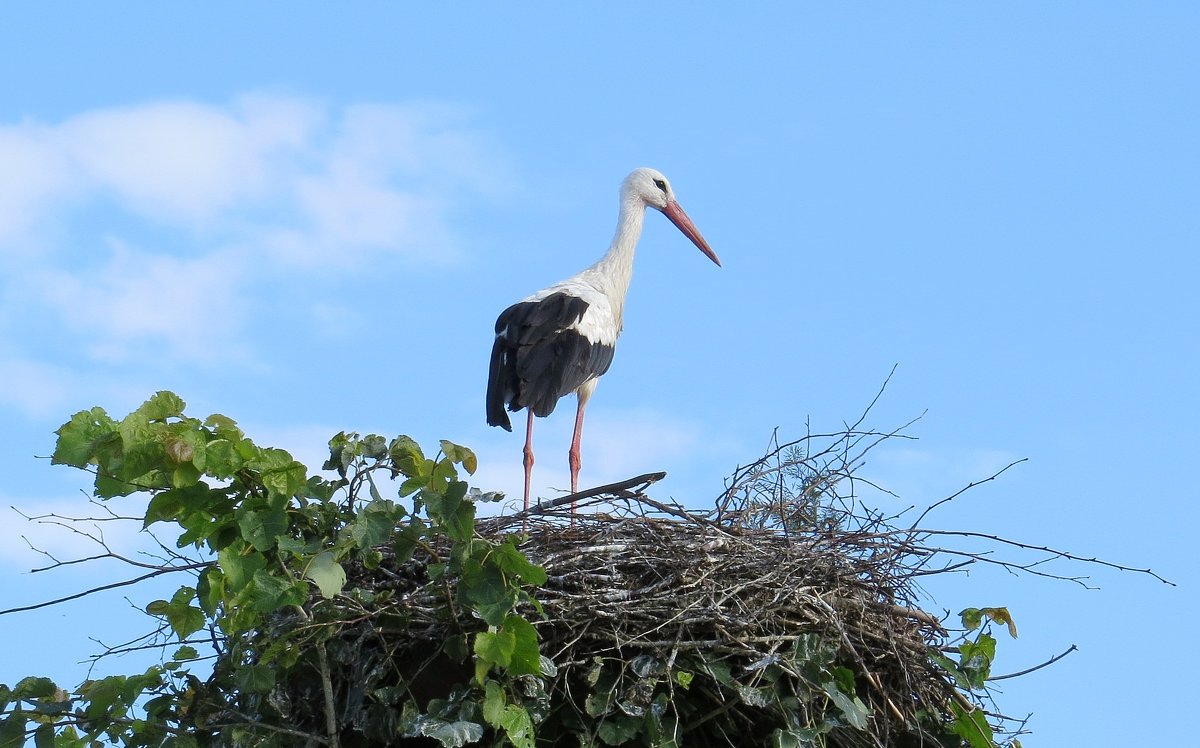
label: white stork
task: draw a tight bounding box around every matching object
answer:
[486,167,720,515]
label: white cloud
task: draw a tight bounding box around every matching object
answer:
[56,97,319,225]
[0,94,508,372]
[27,239,250,364]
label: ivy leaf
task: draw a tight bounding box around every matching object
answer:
[389,436,426,477]
[492,538,548,586]
[0,714,28,748]
[502,615,542,677]
[173,646,199,661]
[253,448,307,497]
[597,715,642,745]
[32,723,53,748]
[958,634,997,688]
[147,586,206,640]
[821,681,870,730]
[929,650,969,689]
[217,542,266,592]
[233,664,276,694]
[237,507,288,552]
[136,391,186,420]
[249,569,307,613]
[459,560,514,626]
[951,704,995,748]
[439,440,478,475]
[418,719,484,748]
[203,412,243,440]
[980,606,1019,639]
[144,489,187,528]
[475,628,516,670]
[204,439,245,478]
[52,407,115,468]
[959,607,983,631]
[13,677,57,700]
[305,551,347,599]
[350,498,400,549]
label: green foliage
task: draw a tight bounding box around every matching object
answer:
[2,393,546,747]
[2,393,1027,748]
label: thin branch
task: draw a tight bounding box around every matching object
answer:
[510,472,667,520]
[907,458,1030,531]
[911,529,1175,586]
[0,562,210,616]
[989,644,1079,681]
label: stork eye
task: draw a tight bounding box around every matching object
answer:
[653,179,667,193]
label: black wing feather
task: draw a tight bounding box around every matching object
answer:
[486,292,616,429]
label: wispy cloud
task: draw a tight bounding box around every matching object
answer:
[0,94,509,391]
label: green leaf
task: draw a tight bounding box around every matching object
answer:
[389,436,426,477]
[474,629,515,670]
[496,706,534,748]
[821,681,870,730]
[248,569,307,613]
[173,646,199,661]
[492,538,548,586]
[362,434,388,459]
[350,498,400,549]
[418,719,484,748]
[0,715,26,748]
[305,551,347,599]
[440,440,478,475]
[237,507,288,551]
[951,704,994,748]
[136,391,186,420]
[218,542,266,591]
[959,634,997,688]
[233,664,276,694]
[929,650,969,689]
[197,567,225,617]
[144,488,187,528]
[33,723,53,748]
[459,560,514,626]
[149,586,205,639]
[980,606,1019,639]
[597,715,642,745]
[203,412,242,439]
[252,448,307,497]
[674,670,694,689]
[502,615,541,676]
[52,407,115,467]
[960,607,983,631]
[204,439,245,478]
[14,677,57,700]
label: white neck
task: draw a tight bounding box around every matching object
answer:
[587,192,647,329]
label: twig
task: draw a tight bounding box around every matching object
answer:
[508,472,667,521]
[988,644,1079,681]
[0,562,211,616]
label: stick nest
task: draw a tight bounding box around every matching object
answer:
[477,485,958,747]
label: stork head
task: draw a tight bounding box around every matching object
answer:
[623,167,721,266]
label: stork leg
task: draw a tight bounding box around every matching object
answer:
[568,395,588,519]
[522,409,535,514]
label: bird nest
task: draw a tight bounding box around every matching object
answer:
[247,424,1033,747]
[474,480,962,747]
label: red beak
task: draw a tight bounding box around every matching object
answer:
[662,200,721,267]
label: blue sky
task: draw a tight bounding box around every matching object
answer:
[1,4,1196,745]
